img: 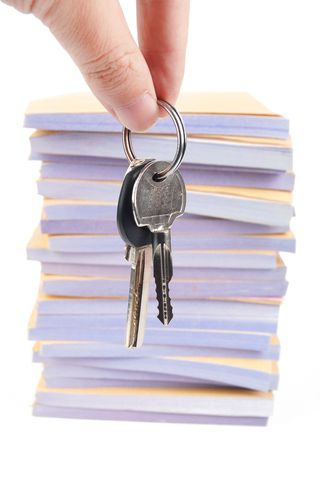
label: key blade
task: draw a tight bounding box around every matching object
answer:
[126,246,152,348]
[153,242,173,326]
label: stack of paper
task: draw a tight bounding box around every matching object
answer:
[25,92,294,426]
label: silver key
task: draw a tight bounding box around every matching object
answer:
[152,230,173,325]
[132,160,186,325]
[125,244,152,347]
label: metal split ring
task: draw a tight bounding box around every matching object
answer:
[122,99,186,181]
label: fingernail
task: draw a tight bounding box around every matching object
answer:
[114,92,159,132]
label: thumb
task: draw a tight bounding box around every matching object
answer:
[32,0,160,132]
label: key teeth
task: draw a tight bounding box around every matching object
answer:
[153,241,173,326]
[155,280,173,326]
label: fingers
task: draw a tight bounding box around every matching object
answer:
[137,0,190,107]
[3,0,190,129]
[31,0,160,131]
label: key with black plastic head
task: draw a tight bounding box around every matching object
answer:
[117,160,153,347]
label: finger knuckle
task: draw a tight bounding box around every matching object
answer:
[9,0,38,14]
[27,0,58,22]
[82,48,140,92]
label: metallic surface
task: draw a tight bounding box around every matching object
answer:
[132,160,186,232]
[153,231,173,325]
[122,99,186,180]
[125,245,152,347]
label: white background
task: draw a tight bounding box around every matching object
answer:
[0,0,319,476]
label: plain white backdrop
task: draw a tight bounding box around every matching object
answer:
[0,1,319,476]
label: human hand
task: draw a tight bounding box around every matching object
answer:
[2,0,189,131]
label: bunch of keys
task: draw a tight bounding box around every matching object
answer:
[117,100,187,348]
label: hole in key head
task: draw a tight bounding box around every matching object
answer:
[152,172,166,183]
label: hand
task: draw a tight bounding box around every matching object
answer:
[2,0,190,131]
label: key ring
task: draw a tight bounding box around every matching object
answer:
[122,99,186,181]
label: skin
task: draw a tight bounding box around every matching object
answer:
[2,0,190,131]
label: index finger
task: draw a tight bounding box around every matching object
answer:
[136,0,190,106]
